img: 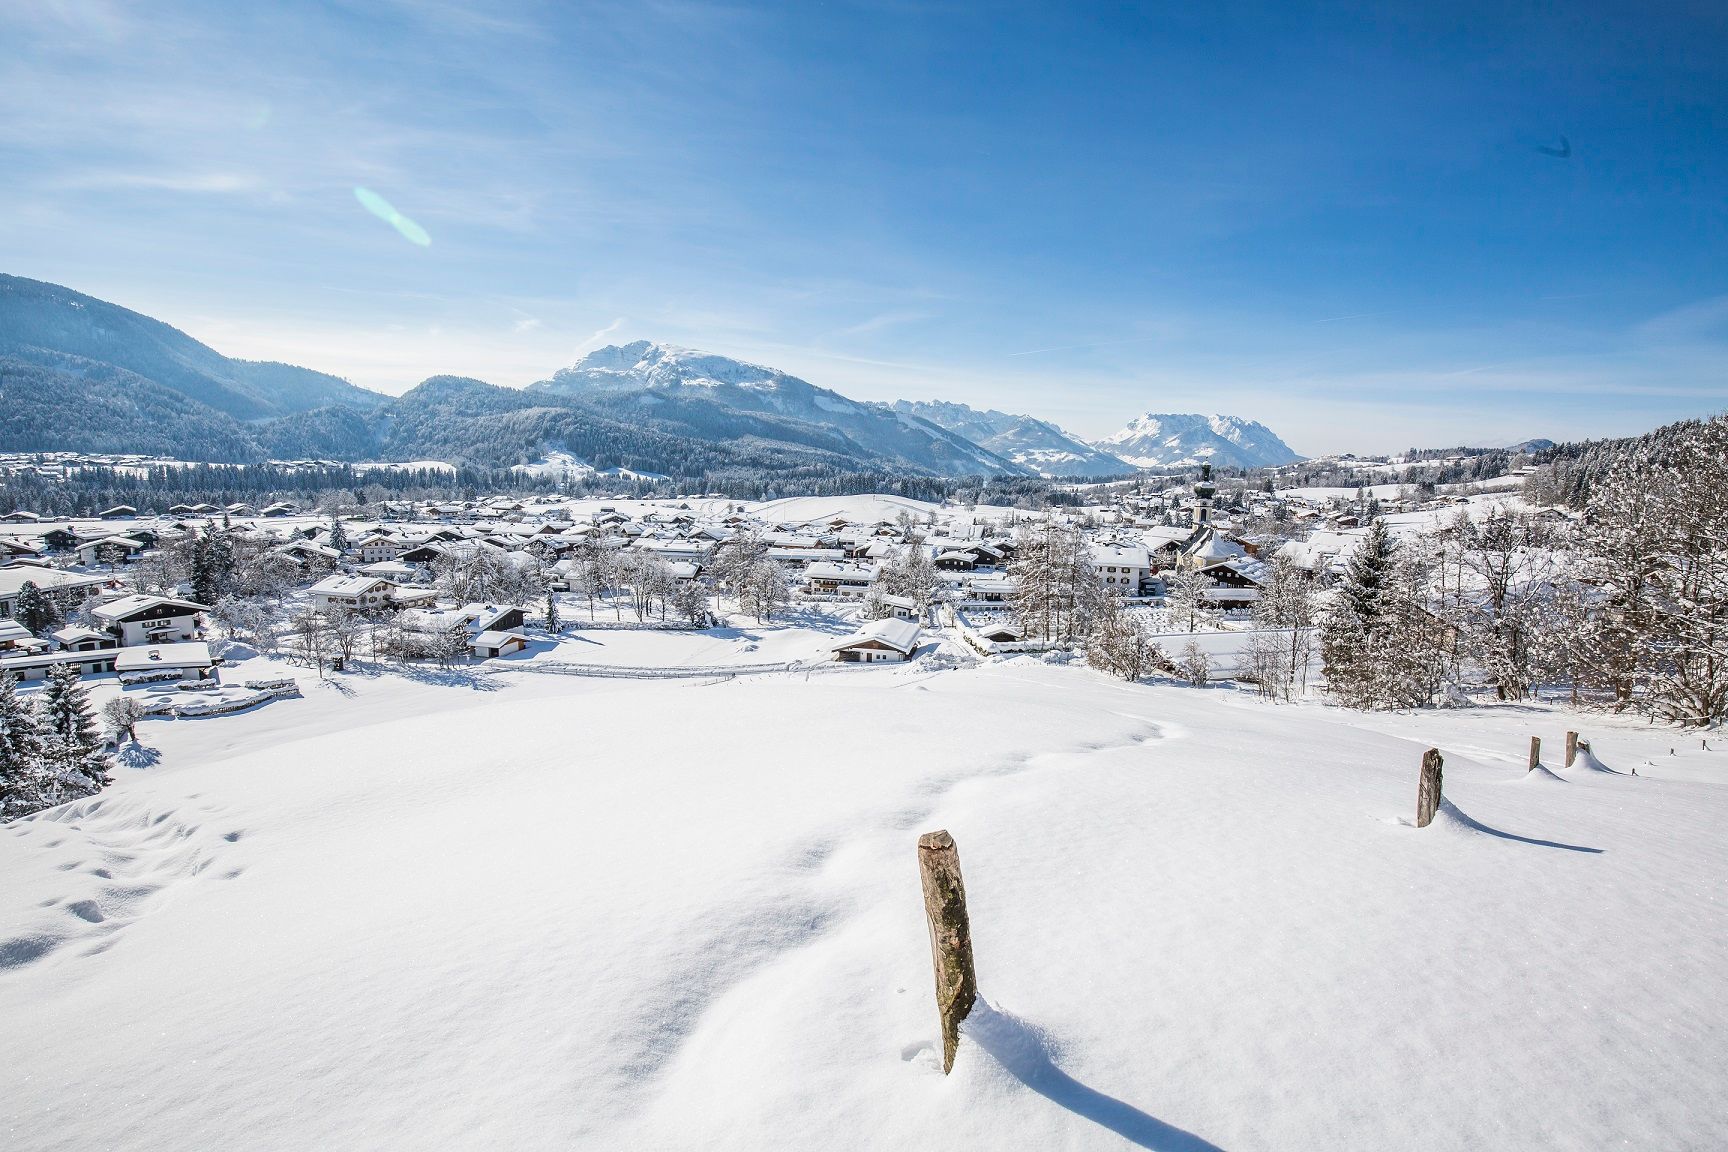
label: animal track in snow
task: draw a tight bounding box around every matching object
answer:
[0,795,247,974]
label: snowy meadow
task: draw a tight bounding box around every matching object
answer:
[3,639,1725,1151]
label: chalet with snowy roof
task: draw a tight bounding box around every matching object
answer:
[1196,558,1269,610]
[308,575,436,613]
[805,562,878,598]
[98,504,138,519]
[0,564,109,621]
[830,617,921,663]
[75,535,148,566]
[354,534,404,564]
[1091,543,1151,594]
[91,594,208,646]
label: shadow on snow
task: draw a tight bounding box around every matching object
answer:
[965,1000,1228,1152]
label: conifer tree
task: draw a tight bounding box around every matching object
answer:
[328,514,350,555]
[1320,518,1401,708]
[0,672,47,820]
[14,581,60,635]
[37,662,109,802]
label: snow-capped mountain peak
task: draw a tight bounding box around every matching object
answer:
[530,343,1025,476]
[1093,413,1301,469]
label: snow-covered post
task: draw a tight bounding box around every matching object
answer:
[918,829,977,1074]
[1565,731,1579,768]
[1417,748,1444,828]
[1527,736,1542,773]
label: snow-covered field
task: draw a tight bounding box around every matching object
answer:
[4,653,1726,1150]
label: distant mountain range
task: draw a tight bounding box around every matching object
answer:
[0,273,1313,480]
[1094,413,1301,470]
[530,341,1020,476]
[890,400,1134,478]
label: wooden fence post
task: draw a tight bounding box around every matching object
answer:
[1417,748,1444,828]
[1528,736,1541,773]
[1565,731,1579,768]
[918,829,978,1074]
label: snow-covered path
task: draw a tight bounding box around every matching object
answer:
[3,661,1725,1150]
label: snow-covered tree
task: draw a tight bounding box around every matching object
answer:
[212,594,280,653]
[102,695,146,744]
[1251,556,1318,699]
[14,581,60,635]
[1086,593,1157,680]
[1009,521,1101,645]
[0,672,47,820]
[1177,639,1211,686]
[877,545,941,608]
[672,577,710,626]
[1574,416,1728,724]
[38,663,110,800]
[1162,568,1214,634]
[1321,518,1432,709]
[327,514,350,555]
[544,581,561,633]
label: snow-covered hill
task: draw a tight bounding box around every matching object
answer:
[1093,413,1302,469]
[2,651,1723,1150]
[892,400,1133,478]
[532,342,1028,477]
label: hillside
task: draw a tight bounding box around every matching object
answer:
[532,342,1029,477]
[1,654,1720,1150]
[0,274,384,421]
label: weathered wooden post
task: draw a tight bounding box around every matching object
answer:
[1416,748,1444,828]
[1527,736,1542,773]
[1565,731,1579,768]
[917,829,977,1074]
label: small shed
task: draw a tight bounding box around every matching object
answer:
[471,630,529,659]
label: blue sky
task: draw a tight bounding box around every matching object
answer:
[3,1,1725,455]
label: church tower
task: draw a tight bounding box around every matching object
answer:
[1191,462,1216,528]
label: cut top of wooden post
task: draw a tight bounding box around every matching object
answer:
[918,829,978,1075]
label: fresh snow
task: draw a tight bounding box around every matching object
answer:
[3,646,1725,1151]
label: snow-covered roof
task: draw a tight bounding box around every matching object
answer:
[114,641,214,673]
[830,617,921,655]
[90,594,207,623]
[308,574,393,597]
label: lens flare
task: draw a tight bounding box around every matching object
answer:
[353,186,431,246]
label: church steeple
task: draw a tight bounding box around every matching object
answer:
[1191,463,1215,527]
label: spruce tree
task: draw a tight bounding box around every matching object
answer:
[14,581,60,635]
[328,514,350,555]
[0,672,47,820]
[1321,518,1400,708]
[38,662,110,799]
